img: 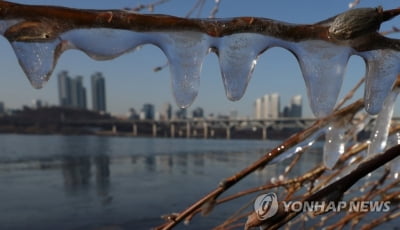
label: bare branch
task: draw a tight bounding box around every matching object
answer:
[1,2,400,52]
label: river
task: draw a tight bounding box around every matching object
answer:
[0,134,395,230]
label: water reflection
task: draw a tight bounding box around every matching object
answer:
[62,156,91,192]
[127,149,322,180]
[94,154,110,195]
[0,135,326,230]
[60,136,112,205]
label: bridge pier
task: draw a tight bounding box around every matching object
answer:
[152,123,157,137]
[186,122,191,138]
[226,126,231,140]
[170,124,175,138]
[112,125,117,134]
[203,122,208,139]
[262,126,267,140]
[132,123,137,136]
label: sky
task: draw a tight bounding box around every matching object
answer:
[0,0,400,118]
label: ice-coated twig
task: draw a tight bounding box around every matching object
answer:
[154,100,364,230]
[1,2,400,229]
[1,1,400,115]
[334,76,365,110]
[0,1,399,51]
[245,144,400,229]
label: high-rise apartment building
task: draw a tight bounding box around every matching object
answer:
[91,72,106,112]
[254,98,263,119]
[71,76,87,109]
[283,95,303,118]
[140,103,155,120]
[254,93,281,119]
[160,103,172,120]
[262,93,280,119]
[58,71,72,107]
[290,95,302,117]
[58,71,87,109]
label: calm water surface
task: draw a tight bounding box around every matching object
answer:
[0,134,322,229]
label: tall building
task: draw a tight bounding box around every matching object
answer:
[71,76,87,109]
[262,93,280,119]
[254,98,263,119]
[58,71,87,109]
[254,93,281,119]
[140,103,155,120]
[91,72,106,112]
[290,95,302,117]
[58,71,72,107]
[160,103,172,120]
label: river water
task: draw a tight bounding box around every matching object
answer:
[0,134,395,230]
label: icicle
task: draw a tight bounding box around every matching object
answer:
[360,50,400,115]
[387,132,400,179]
[323,124,347,169]
[291,41,351,117]
[216,33,270,101]
[156,32,209,108]
[61,29,149,60]
[10,40,62,88]
[270,126,326,164]
[367,88,400,156]
[348,113,371,142]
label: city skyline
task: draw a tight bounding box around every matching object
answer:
[254,94,302,119]
[56,71,108,113]
[0,1,400,118]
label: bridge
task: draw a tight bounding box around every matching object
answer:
[63,117,317,140]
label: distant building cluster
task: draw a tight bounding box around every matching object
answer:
[128,102,206,121]
[58,71,106,113]
[254,93,302,119]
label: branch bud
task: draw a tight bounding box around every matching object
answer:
[328,7,383,40]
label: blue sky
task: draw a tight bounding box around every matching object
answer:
[0,0,399,117]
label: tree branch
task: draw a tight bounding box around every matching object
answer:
[1,1,400,52]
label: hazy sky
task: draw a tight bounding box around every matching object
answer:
[0,0,399,117]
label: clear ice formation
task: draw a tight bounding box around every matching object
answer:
[291,41,351,117]
[367,88,399,156]
[0,19,400,115]
[359,50,400,115]
[156,32,209,108]
[216,33,269,101]
[11,40,61,88]
[270,126,326,164]
[323,125,347,169]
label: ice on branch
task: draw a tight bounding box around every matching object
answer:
[1,2,400,116]
[323,124,347,169]
[368,88,400,156]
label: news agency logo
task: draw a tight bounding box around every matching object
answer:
[254,192,391,221]
[254,192,279,220]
